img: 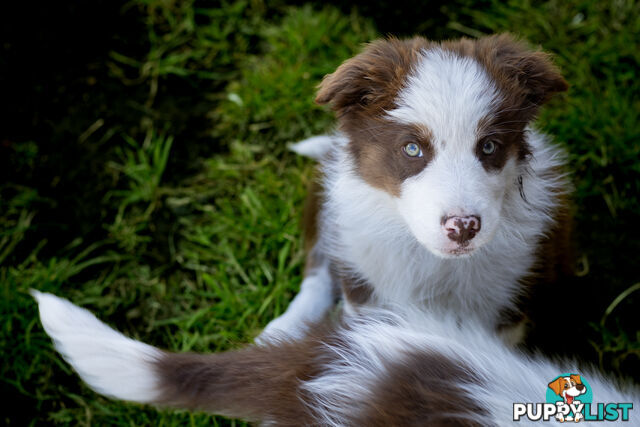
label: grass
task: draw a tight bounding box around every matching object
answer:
[1,0,639,425]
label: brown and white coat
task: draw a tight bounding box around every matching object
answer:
[261,34,573,345]
[34,291,637,425]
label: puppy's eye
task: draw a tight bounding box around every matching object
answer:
[403,142,423,158]
[564,384,569,389]
[481,140,497,155]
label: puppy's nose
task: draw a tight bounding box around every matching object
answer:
[576,384,585,391]
[442,215,481,245]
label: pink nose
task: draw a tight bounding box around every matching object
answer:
[442,215,481,246]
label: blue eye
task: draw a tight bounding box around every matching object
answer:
[482,140,497,155]
[403,142,423,158]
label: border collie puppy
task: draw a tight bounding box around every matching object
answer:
[33,291,637,425]
[260,34,572,344]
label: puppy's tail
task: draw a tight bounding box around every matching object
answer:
[32,291,318,423]
[288,133,346,160]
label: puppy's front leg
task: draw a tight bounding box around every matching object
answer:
[256,258,334,344]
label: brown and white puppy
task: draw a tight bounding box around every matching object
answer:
[260,34,573,344]
[34,291,638,425]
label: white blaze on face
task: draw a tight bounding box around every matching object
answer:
[387,48,518,258]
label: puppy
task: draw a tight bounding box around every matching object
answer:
[33,291,636,425]
[261,34,572,344]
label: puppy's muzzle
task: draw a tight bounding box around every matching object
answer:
[442,215,481,246]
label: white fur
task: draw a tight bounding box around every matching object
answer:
[304,308,638,426]
[393,50,511,256]
[31,290,162,403]
[389,50,506,258]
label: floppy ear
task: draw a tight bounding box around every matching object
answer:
[570,374,582,385]
[548,378,564,396]
[478,33,568,107]
[316,37,425,117]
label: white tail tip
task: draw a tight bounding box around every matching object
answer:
[32,290,162,403]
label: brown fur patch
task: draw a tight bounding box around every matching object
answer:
[301,169,342,302]
[155,326,338,424]
[330,261,374,306]
[302,176,321,255]
[475,116,526,172]
[340,273,375,306]
[532,190,575,281]
[498,179,574,338]
[347,119,434,196]
[462,34,568,112]
[301,173,324,274]
[316,37,428,117]
[316,37,434,195]
[443,34,567,172]
[355,350,487,426]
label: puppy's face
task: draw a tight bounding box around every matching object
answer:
[317,35,567,258]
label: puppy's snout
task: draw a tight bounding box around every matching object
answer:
[576,384,585,392]
[442,215,481,245]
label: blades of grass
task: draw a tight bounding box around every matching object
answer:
[601,282,640,326]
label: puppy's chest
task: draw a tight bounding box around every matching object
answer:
[335,230,531,327]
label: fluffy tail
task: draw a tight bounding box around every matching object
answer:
[288,134,346,160]
[32,291,318,423]
[32,292,639,424]
[31,290,162,403]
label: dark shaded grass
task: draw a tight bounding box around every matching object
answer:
[1,0,638,424]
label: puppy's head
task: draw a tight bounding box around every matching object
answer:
[317,34,567,258]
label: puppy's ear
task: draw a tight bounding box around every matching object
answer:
[478,33,568,107]
[548,378,564,396]
[316,37,424,116]
[570,374,582,385]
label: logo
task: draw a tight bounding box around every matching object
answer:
[513,373,634,422]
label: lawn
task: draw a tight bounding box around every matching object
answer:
[1,0,639,425]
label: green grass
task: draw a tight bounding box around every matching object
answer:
[1,0,639,425]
